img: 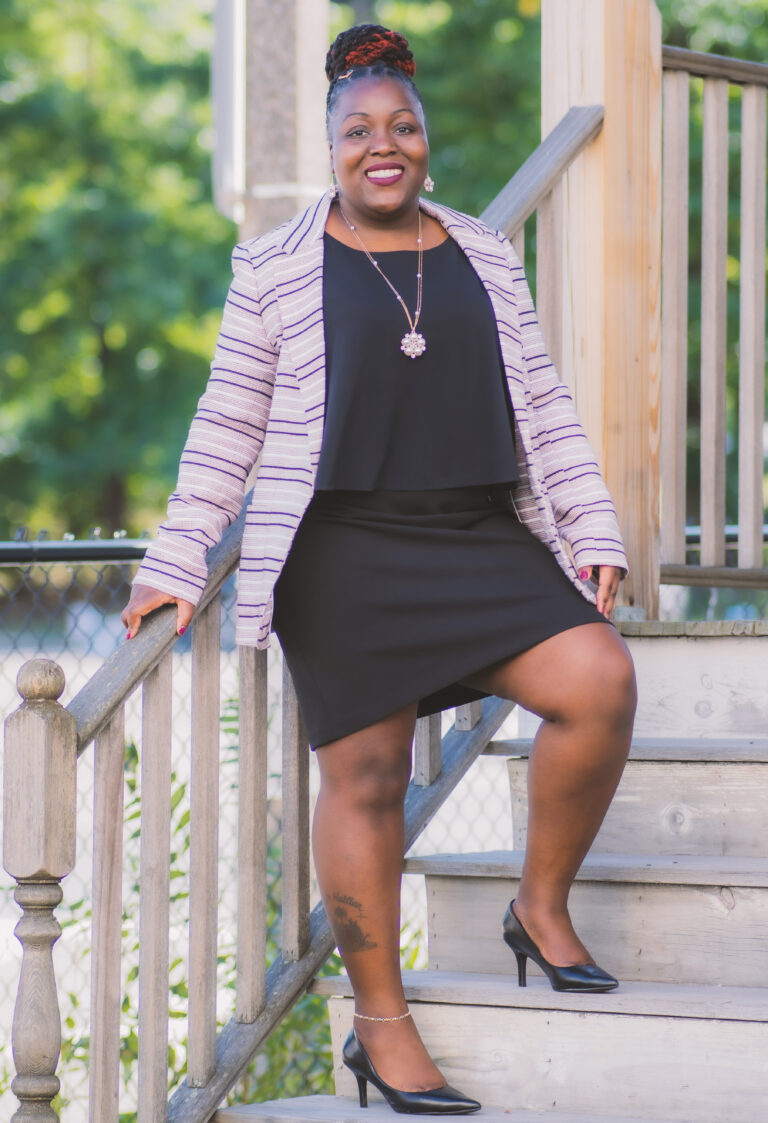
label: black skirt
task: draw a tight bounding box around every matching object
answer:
[272,486,607,749]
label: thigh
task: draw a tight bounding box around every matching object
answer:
[315,702,419,795]
[460,622,635,724]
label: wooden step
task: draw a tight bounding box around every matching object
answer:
[504,756,768,855]
[485,736,768,762]
[311,972,768,1122]
[402,851,768,985]
[216,1094,678,1121]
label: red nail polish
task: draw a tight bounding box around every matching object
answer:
[178,626,186,636]
[126,631,131,640]
[579,569,590,581]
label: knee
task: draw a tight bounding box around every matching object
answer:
[589,643,637,729]
[322,746,412,814]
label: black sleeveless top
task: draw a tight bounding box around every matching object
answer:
[314,231,518,491]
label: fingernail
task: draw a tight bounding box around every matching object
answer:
[126,631,132,640]
[579,569,590,581]
[178,626,186,636]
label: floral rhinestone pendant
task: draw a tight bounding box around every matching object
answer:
[401,331,427,359]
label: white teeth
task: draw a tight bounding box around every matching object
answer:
[366,168,402,179]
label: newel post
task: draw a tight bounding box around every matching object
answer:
[540,0,662,617]
[2,659,77,1123]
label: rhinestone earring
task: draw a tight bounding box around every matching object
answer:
[328,177,338,199]
[424,174,435,193]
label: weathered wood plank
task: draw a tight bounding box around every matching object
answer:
[699,77,729,567]
[314,968,768,1019]
[138,651,173,1123]
[660,563,768,588]
[510,222,524,268]
[236,646,268,1023]
[188,596,222,1086]
[416,866,768,985]
[737,84,767,569]
[281,662,310,962]
[485,736,768,763]
[89,706,126,1123]
[661,68,690,564]
[413,714,441,786]
[327,993,768,1118]
[508,759,768,855]
[216,1096,676,1122]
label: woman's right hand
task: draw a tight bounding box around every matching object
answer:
[121,584,196,640]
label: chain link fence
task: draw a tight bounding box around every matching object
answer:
[0,537,518,1119]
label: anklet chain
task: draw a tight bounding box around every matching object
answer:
[353,1009,412,1022]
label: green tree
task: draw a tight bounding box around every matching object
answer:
[0,0,235,538]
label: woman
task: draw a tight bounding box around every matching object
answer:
[122,24,636,1116]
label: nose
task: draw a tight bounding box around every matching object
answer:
[369,128,396,155]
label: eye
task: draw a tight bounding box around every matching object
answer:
[395,124,416,134]
[346,127,368,138]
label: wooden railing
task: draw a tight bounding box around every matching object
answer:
[1,108,603,1122]
[660,45,767,586]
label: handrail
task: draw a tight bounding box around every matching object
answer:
[67,490,250,755]
[662,44,768,88]
[480,104,605,236]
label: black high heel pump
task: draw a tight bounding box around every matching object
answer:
[342,1029,481,1115]
[502,900,618,993]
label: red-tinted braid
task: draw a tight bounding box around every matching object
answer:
[344,31,416,77]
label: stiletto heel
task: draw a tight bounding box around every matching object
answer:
[342,1029,481,1115]
[355,1071,368,1108]
[502,899,618,993]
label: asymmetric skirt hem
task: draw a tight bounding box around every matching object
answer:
[272,487,607,750]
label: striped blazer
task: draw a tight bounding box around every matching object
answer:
[133,193,628,648]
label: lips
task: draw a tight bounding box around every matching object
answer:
[365,163,404,185]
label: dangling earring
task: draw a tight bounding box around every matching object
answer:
[424,174,435,194]
[329,176,338,199]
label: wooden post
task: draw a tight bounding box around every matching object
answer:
[240,0,329,238]
[2,658,77,1123]
[541,0,662,617]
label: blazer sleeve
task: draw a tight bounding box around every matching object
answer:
[496,231,628,576]
[132,243,279,604]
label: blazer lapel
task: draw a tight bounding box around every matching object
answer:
[273,194,332,469]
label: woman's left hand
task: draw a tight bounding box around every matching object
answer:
[579,565,621,619]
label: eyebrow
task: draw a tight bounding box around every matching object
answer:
[343,108,415,121]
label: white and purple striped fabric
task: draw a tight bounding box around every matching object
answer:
[133,193,628,648]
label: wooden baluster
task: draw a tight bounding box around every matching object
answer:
[738,84,767,569]
[535,185,565,382]
[188,597,222,1085]
[281,661,310,962]
[236,646,268,1022]
[2,659,76,1123]
[414,714,441,786]
[137,652,173,1123]
[661,68,690,564]
[511,222,525,271]
[89,707,126,1123]
[699,77,729,567]
[455,701,483,731]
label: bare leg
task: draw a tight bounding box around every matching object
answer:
[313,702,445,1091]
[461,622,636,964]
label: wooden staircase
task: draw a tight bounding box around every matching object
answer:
[216,627,768,1122]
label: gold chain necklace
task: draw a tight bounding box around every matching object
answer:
[338,206,426,359]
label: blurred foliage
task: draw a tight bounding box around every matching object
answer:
[2,0,766,539]
[0,0,235,538]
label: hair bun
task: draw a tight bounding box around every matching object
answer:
[325,24,416,84]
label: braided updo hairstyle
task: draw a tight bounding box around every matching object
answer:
[325,24,423,135]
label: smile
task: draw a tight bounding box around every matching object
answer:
[365,167,404,184]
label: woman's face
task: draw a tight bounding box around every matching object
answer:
[328,75,429,224]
